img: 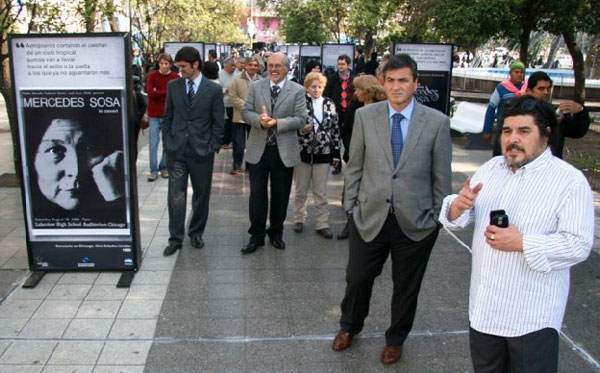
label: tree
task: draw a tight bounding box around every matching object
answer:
[133,0,247,57]
[539,0,600,103]
[347,0,395,57]
[278,1,329,44]
[1,0,65,180]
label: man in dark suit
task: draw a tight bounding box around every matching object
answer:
[331,54,452,365]
[162,46,224,256]
[240,52,307,254]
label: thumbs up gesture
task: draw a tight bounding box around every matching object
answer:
[448,177,483,220]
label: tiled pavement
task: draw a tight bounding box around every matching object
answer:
[0,117,598,372]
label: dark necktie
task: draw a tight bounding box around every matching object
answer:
[391,113,404,167]
[187,80,195,105]
[267,85,281,145]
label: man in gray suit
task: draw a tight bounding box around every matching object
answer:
[162,46,224,256]
[331,54,452,365]
[240,52,307,254]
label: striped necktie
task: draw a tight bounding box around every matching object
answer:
[187,80,195,105]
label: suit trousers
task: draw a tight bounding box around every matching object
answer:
[223,107,233,145]
[469,327,558,373]
[293,162,330,230]
[340,213,439,346]
[167,145,215,244]
[231,122,247,170]
[247,145,294,240]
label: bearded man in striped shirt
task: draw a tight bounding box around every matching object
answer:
[439,95,594,373]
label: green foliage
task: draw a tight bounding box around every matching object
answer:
[279,1,330,43]
[133,0,247,56]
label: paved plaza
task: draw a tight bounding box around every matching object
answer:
[0,113,598,371]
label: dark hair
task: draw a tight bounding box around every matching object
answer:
[304,60,322,75]
[175,47,202,69]
[501,95,557,138]
[208,49,217,59]
[370,52,377,61]
[382,54,418,81]
[202,61,219,80]
[357,49,363,54]
[527,71,553,90]
[337,54,351,65]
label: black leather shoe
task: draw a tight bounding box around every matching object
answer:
[191,236,204,249]
[163,242,182,256]
[316,228,333,239]
[269,237,286,250]
[337,222,349,240]
[241,239,264,254]
[332,167,342,175]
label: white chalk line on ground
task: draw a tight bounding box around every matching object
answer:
[0,330,469,344]
[444,226,600,371]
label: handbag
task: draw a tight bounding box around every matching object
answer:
[139,110,149,130]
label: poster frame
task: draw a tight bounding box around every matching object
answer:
[9,32,142,273]
[164,42,204,62]
[321,43,355,77]
[392,42,454,115]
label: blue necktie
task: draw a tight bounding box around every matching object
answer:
[391,113,404,167]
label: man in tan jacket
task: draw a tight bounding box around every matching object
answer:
[228,55,262,174]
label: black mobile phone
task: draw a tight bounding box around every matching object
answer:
[490,210,509,228]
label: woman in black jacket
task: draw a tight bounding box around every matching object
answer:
[293,72,340,239]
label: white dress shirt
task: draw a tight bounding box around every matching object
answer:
[439,148,594,337]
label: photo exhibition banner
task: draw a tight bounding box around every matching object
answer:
[10,33,141,271]
[393,43,453,115]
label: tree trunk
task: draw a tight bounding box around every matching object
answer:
[562,29,586,103]
[544,35,561,68]
[584,34,599,79]
[1,52,20,182]
[364,30,374,58]
[518,27,530,65]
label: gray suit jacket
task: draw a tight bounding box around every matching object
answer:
[241,78,307,167]
[162,76,225,160]
[344,100,452,242]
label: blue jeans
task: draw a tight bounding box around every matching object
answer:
[149,117,166,173]
[231,122,247,169]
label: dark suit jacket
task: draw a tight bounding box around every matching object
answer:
[162,76,225,160]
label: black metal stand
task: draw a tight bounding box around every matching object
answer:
[22,271,46,288]
[116,271,135,288]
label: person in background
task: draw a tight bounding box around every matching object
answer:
[354,49,365,74]
[240,53,307,254]
[482,60,527,156]
[219,58,237,149]
[364,51,379,76]
[336,74,386,240]
[145,52,179,181]
[304,60,322,75]
[524,71,590,159]
[161,47,224,256]
[203,62,220,83]
[234,57,246,75]
[228,56,262,175]
[324,54,354,175]
[293,72,340,239]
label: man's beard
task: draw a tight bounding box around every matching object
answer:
[503,143,543,169]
